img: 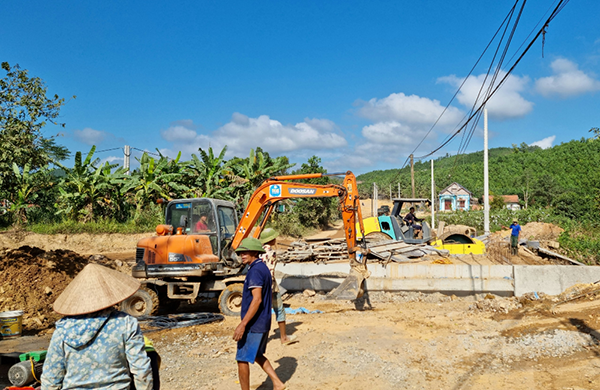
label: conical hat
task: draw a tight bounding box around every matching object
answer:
[53,263,140,316]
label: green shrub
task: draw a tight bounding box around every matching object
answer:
[558,225,600,265]
[434,207,560,234]
[270,211,305,238]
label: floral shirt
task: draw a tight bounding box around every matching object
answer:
[260,244,279,292]
[41,309,153,390]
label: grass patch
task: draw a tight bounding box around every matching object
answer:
[28,219,158,235]
[559,225,600,265]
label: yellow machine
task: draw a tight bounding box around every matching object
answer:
[432,233,486,255]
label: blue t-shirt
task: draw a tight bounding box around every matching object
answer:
[511,223,521,236]
[241,259,272,333]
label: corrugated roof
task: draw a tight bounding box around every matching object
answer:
[488,195,519,203]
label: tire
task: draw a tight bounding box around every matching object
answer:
[120,288,159,317]
[218,283,244,317]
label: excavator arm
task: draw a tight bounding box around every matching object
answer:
[231,171,369,299]
[232,171,365,255]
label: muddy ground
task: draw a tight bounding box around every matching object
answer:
[2,223,600,389]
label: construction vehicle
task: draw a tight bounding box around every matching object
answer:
[122,171,367,317]
[358,198,486,254]
[358,198,434,244]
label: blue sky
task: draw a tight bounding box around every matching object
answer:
[3,1,599,173]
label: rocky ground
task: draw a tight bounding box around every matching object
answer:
[151,290,600,390]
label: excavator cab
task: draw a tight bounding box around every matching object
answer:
[133,198,241,280]
[166,198,239,260]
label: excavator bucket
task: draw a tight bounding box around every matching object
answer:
[326,262,370,300]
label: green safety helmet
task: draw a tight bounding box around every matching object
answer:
[235,237,266,253]
[259,228,280,244]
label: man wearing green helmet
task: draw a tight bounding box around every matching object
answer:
[260,228,297,346]
[232,237,286,390]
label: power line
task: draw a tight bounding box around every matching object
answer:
[394,0,523,180]
[414,0,570,163]
[95,147,123,154]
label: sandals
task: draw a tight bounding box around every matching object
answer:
[282,334,298,345]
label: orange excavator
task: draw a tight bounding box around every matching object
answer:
[123,171,369,317]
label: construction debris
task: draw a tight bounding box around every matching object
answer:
[278,238,449,264]
[278,238,348,263]
[537,247,586,266]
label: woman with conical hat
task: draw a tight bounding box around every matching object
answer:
[41,263,153,390]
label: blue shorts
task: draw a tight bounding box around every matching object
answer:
[236,332,268,363]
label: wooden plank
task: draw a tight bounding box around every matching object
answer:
[537,247,586,266]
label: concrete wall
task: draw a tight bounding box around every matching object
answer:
[514,265,600,296]
[276,262,600,297]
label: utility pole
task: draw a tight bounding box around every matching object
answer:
[124,145,131,175]
[389,184,392,200]
[397,183,401,199]
[410,154,415,198]
[484,109,490,235]
[373,183,378,217]
[431,159,435,230]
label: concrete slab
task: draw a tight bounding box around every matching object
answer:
[514,265,600,296]
[277,263,515,296]
[277,263,600,297]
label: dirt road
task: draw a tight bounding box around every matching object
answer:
[151,292,600,390]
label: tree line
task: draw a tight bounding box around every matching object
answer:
[0,62,336,233]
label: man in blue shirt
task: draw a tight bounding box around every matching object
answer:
[510,219,521,255]
[233,237,286,390]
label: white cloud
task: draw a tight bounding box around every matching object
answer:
[160,125,197,142]
[357,92,463,126]
[530,135,556,149]
[362,121,413,144]
[159,113,347,158]
[73,127,113,145]
[351,92,467,168]
[97,155,122,167]
[438,72,533,120]
[535,58,600,98]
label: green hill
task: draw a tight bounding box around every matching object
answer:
[357,137,600,221]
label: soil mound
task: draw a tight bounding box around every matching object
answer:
[0,246,128,333]
[491,222,564,241]
[521,222,564,241]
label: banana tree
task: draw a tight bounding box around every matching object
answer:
[183,146,238,199]
[229,148,295,206]
[120,151,189,216]
[55,146,108,221]
[8,163,45,225]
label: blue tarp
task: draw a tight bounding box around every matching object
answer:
[271,307,323,315]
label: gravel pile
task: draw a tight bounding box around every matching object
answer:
[370,291,454,304]
[469,295,523,313]
[502,329,596,359]
[309,291,454,305]
[459,328,595,366]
